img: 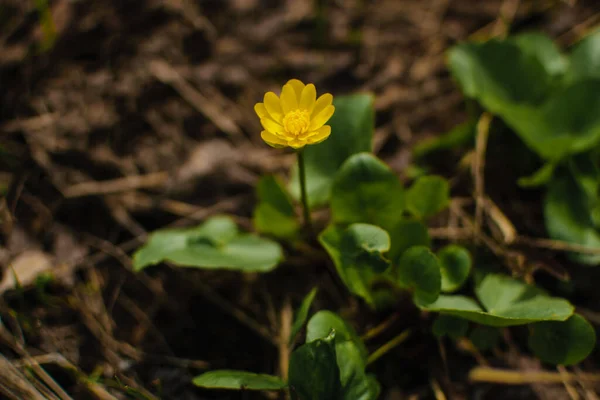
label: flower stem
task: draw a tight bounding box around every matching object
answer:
[297,150,313,233]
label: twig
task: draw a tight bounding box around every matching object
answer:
[361,313,400,341]
[516,236,600,256]
[366,329,411,365]
[63,172,169,198]
[469,367,600,385]
[472,112,492,243]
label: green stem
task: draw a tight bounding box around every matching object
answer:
[297,150,313,233]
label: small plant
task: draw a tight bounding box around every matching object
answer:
[133,77,596,398]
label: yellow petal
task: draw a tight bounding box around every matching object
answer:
[299,84,316,113]
[280,83,298,114]
[306,125,331,144]
[286,79,305,99]
[264,92,283,122]
[254,103,267,118]
[287,138,307,149]
[312,93,333,118]
[261,130,287,148]
[261,118,285,135]
[309,105,335,131]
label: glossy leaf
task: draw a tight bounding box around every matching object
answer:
[192,370,287,391]
[513,33,567,77]
[319,224,391,307]
[393,246,441,305]
[438,245,472,292]
[529,314,596,365]
[289,94,374,207]
[290,288,319,345]
[306,311,368,363]
[386,218,431,264]
[289,332,341,400]
[254,175,299,238]
[331,153,405,227]
[406,176,450,219]
[565,30,600,84]
[133,216,283,272]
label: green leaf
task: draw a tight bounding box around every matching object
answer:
[566,30,600,84]
[419,274,574,327]
[469,326,501,351]
[386,218,431,264]
[132,216,284,272]
[406,176,450,219]
[412,120,476,159]
[438,245,472,292]
[513,33,568,77]
[289,94,374,208]
[319,224,391,307]
[529,314,596,365]
[544,173,600,265]
[335,341,380,400]
[192,370,287,391]
[393,246,441,305]
[518,162,557,188]
[289,332,341,400]
[432,315,469,339]
[331,153,405,227]
[290,288,319,345]
[254,175,299,238]
[306,312,378,399]
[449,39,600,160]
[306,311,368,363]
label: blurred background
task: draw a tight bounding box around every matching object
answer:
[1,0,599,399]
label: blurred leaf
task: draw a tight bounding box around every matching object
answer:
[254,175,299,239]
[413,120,476,159]
[290,288,319,345]
[289,332,341,400]
[469,326,501,351]
[565,30,600,84]
[528,314,596,365]
[386,218,431,265]
[192,371,287,391]
[393,246,441,305]
[133,216,283,272]
[518,162,557,187]
[331,153,405,227]
[432,315,469,339]
[438,245,472,292]
[319,224,390,307]
[449,39,600,160]
[513,33,568,77]
[419,274,574,327]
[406,176,450,219]
[289,94,374,208]
[544,173,600,265]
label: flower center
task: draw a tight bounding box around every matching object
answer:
[282,109,310,136]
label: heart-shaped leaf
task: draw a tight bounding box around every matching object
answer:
[193,370,287,391]
[254,175,299,239]
[419,274,574,327]
[133,216,284,272]
[331,153,405,227]
[406,176,450,219]
[386,218,431,264]
[290,288,319,345]
[528,314,596,365]
[289,94,374,208]
[289,332,341,400]
[544,173,600,265]
[306,311,368,362]
[393,246,441,305]
[438,245,472,292]
[319,224,391,307]
[449,36,600,161]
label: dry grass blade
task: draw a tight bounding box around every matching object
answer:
[0,354,46,400]
[469,367,600,386]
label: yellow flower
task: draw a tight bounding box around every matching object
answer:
[254,79,335,149]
